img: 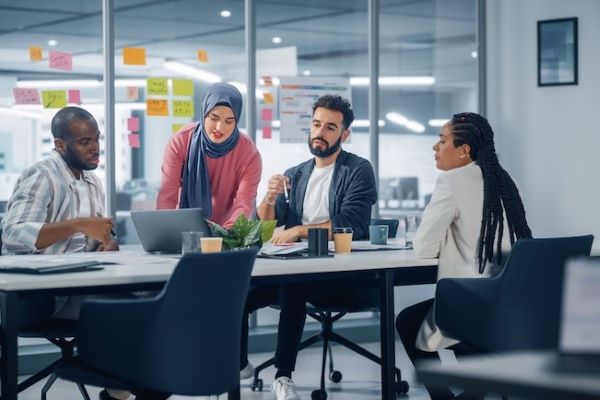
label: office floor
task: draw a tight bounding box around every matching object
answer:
[19,340,435,400]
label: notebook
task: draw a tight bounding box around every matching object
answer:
[0,260,109,274]
[131,208,211,253]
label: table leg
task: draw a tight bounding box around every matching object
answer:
[0,292,19,400]
[379,270,396,400]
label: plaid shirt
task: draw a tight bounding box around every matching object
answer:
[1,150,105,255]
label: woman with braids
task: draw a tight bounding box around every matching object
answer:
[395,112,532,400]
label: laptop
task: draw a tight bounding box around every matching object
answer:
[553,257,600,373]
[131,208,211,253]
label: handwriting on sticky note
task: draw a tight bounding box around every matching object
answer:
[68,89,81,104]
[262,127,272,139]
[29,46,43,61]
[147,78,168,95]
[172,79,194,96]
[126,86,139,100]
[128,134,141,148]
[146,99,168,116]
[41,90,67,108]
[123,48,146,65]
[197,49,209,63]
[13,88,40,105]
[49,51,73,72]
[261,108,273,121]
[127,117,140,132]
[172,100,194,117]
[263,92,274,104]
[172,124,184,134]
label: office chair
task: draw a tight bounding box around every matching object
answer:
[435,235,594,353]
[55,250,256,399]
[370,218,399,238]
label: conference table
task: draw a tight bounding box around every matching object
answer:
[0,248,438,400]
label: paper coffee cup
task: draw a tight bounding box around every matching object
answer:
[200,237,223,253]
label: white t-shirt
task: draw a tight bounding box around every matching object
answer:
[66,178,92,252]
[302,162,335,225]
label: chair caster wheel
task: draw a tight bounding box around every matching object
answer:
[251,378,263,392]
[311,389,327,400]
[329,370,342,383]
[395,380,409,395]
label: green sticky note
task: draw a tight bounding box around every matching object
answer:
[172,123,185,134]
[146,78,168,95]
[41,90,67,108]
[172,79,194,96]
[172,100,194,117]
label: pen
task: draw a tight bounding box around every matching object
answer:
[283,179,290,203]
[96,212,117,237]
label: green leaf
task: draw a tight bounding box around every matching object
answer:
[259,220,277,243]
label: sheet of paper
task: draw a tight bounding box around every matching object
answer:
[29,46,43,61]
[68,89,81,104]
[146,78,168,95]
[49,50,72,71]
[123,47,146,65]
[172,79,194,96]
[127,117,140,132]
[41,90,67,108]
[260,242,308,255]
[146,99,168,116]
[13,88,40,104]
[172,100,194,117]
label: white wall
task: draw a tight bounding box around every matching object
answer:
[486,0,600,238]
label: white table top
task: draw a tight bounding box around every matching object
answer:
[0,248,437,292]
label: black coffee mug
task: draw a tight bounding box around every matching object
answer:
[308,228,329,256]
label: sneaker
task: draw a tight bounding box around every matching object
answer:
[240,361,255,379]
[270,377,301,400]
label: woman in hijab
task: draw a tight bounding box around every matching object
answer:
[157,82,262,228]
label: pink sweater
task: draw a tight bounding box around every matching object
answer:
[157,123,262,228]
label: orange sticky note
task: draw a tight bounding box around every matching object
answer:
[197,49,208,63]
[146,99,168,116]
[126,86,139,100]
[128,134,140,148]
[123,48,146,65]
[29,46,43,61]
[263,92,273,104]
[68,89,81,104]
[262,127,272,139]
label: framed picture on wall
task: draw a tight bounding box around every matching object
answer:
[538,17,578,86]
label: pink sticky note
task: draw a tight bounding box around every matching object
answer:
[49,50,73,71]
[127,117,140,132]
[13,88,40,104]
[68,89,81,104]
[262,127,272,139]
[128,134,140,148]
[261,108,273,121]
[126,86,139,100]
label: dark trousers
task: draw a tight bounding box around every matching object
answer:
[396,299,481,400]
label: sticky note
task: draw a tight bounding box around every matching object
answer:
[123,47,146,65]
[262,76,273,87]
[127,117,140,132]
[41,90,67,108]
[13,88,40,104]
[126,86,139,100]
[197,49,208,63]
[29,46,42,61]
[172,100,194,117]
[146,99,168,116]
[128,134,140,148]
[173,79,194,96]
[263,92,273,104]
[172,123,185,134]
[68,89,81,104]
[49,50,72,71]
[146,78,168,96]
[261,108,273,121]
[262,127,272,139]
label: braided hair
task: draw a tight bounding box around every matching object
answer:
[451,112,532,273]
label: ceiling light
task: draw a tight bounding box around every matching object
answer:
[428,119,448,127]
[272,36,282,44]
[471,51,478,58]
[352,119,386,128]
[385,112,425,133]
[47,39,58,47]
[302,70,311,76]
[164,61,221,83]
[16,79,102,88]
[220,10,232,17]
[271,120,281,128]
[350,76,435,86]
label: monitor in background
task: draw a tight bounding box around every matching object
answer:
[130,208,211,253]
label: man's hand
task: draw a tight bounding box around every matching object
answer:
[265,174,290,205]
[95,239,119,252]
[78,217,114,245]
[271,226,301,244]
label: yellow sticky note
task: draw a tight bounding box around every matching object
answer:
[123,47,146,65]
[172,100,194,117]
[197,49,209,63]
[29,46,43,61]
[146,99,169,116]
[173,79,194,96]
[263,92,274,104]
[41,90,67,108]
[172,123,185,134]
[146,78,168,96]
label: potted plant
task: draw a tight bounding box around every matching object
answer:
[209,214,276,251]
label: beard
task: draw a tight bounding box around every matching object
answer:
[308,135,342,158]
[63,145,98,171]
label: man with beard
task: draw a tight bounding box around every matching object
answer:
[240,95,377,400]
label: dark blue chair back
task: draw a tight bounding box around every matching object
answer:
[436,235,593,353]
[77,249,256,396]
[370,218,399,238]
